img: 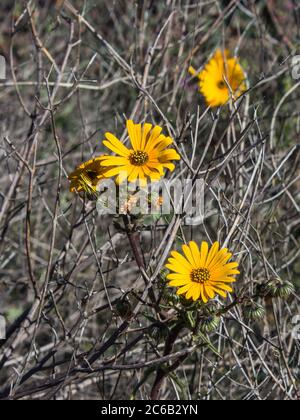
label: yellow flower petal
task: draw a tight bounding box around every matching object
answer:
[166,261,190,274]
[128,166,140,183]
[170,251,193,271]
[145,126,163,151]
[214,283,233,293]
[188,66,198,76]
[103,166,129,177]
[200,286,209,303]
[127,120,140,150]
[156,137,174,151]
[211,286,227,298]
[207,248,228,270]
[116,171,130,185]
[177,284,193,296]
[166,273,188,281]
[206,242,220,267]
[135,123,142,149]
[162,163,175,172]
[205,286,215,299]
[140,123,153,150]
[186,284,198,300]
[191,284,201,301]
[199,241,209,266]
[100,157,129,166]
[189,241,201,266]
[168,279,189,287]
[104,134,130,157]
[182,244,197,268]
[214,276,237,283]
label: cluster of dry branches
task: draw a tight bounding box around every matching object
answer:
[0,0,299,400]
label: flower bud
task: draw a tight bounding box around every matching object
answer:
[267,278,295,299]
[199,315,220,333]
[243,302,265,320]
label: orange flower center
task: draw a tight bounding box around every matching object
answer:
[130,151,149,166]
[217,80,227,90]
[191,268,211,284]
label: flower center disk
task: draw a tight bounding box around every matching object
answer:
[217,80,226,89]
[130,151,149,166]
[191,268,211,284]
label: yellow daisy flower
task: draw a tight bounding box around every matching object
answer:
[166,241,240,303]
[189,49,246,108]
[100,120,181,186]
[68,157,107,197]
